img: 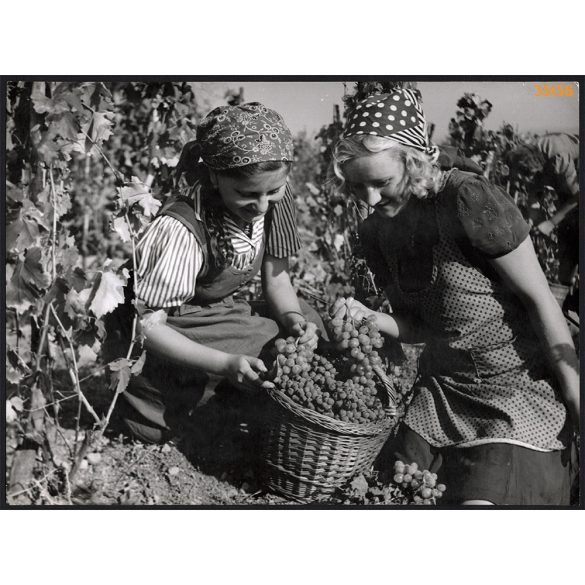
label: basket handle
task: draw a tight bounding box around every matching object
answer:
[372,364,397,416]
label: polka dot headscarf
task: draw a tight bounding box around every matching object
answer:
[343,89,439,161]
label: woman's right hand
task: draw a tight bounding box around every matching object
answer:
[222,354,274,390]
[330,297,376,323]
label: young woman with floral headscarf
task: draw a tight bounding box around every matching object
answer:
[330,89,579,505]
[105,102,322,443]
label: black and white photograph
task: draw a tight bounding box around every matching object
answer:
[3,78,581,508]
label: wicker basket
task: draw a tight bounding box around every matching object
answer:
[260,373,396,502]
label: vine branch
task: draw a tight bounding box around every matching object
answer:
[49,304,101,426]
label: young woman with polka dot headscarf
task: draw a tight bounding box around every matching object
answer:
[330,89,579,505]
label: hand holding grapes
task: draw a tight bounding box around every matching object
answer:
[270,296,397,422]
[289,319,320,349]
[331,297,376,324]
[222,354,274,390]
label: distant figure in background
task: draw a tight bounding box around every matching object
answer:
[506,133,579,317]
[437,144,483,175]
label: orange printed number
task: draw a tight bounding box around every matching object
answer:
[534,83,575,96]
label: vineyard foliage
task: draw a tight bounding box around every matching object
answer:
[4,81,570,503]
[6,83,209,491]
[446,92,563,281]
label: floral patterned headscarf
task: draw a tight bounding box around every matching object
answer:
[195,102,294,169]
[343,89,439,161]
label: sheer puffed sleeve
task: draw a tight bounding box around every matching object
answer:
[455,176,530,258]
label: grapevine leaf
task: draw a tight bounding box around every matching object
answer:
[10,396,25,412]
[36,138,64,165]
[65,287,90,319]
[6,197,51,253]
[350,474,369,498]
[88,271,127,319]
[69,132,90,155]
[140,309,167,333]
[110,366,131,395]
[31,83,69,115]
[109,357,130,372]
[113,216,131,242]
[44,112,80,143]
[77,344,98,368]
[6,182,24,203]
[37,182,72,219]
[88,82,113,110]
[69,267,89,292]
[6,248,50,312]
[61,90,85,114]
[6,401,18,424]
[25,197,51,230]
[86,112,114,149]
[118,177,162,217]
[27,383,46,436]
[74,319,105,349]
[109,358,132,394]
[333,234,345,252]
[6,210,41,252]
[54,234,80,271]
[126,211,150,237]
[45,277,74,330]
[131,351,147,375]
[138,193,162,218]
[6,349,30,385]
[56,243,81,275]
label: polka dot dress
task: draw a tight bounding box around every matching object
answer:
[361,170,569,451]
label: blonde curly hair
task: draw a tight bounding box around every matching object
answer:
[332,135,441,200]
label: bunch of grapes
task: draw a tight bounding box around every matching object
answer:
[392,460,446,505]
[271,336,387,424]
[328,312,385,380]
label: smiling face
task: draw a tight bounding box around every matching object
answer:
[211,166,289,224]
[342,149,410,218]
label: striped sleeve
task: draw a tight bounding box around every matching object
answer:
[135,215,203,309]
[265,183,302,258]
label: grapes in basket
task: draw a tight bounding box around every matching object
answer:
[269,302,397,424]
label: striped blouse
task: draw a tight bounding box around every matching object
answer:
[135,183,301,309]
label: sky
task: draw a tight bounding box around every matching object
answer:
[192,81,580,143]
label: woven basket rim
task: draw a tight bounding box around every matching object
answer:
[265,385,395,436]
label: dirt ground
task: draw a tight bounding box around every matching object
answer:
[6,344,421,507]
[70,393,301,506]
[6,343,578,507]
[6,378,297,506]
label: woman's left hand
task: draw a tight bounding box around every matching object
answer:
[289,320,320,349]
[330,297,375,322]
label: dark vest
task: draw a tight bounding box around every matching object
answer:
[160,196,274,305]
